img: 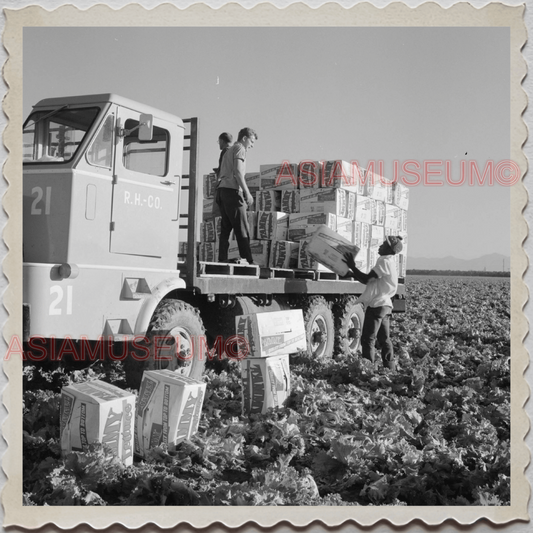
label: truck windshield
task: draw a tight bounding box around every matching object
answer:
[23,106,100,163]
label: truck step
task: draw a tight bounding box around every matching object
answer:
[198,261,260,278]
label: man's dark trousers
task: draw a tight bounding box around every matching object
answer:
[361,305,394,369]
[217,187,253,263]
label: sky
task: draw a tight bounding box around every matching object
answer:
[23,26,511,260]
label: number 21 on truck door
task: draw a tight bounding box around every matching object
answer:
[31,186,52,215]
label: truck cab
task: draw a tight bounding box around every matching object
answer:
[23,94,187,341]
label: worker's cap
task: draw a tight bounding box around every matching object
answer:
[219,132,233,143]
[386,235,404,254]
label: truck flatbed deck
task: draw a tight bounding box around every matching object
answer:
[178,261,406,300]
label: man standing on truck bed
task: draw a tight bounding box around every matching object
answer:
[212,132,233,218]
[343,236,404,371]
[216,127,258,264]
[213,132,233,178]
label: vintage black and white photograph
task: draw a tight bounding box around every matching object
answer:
[1,1,529,530]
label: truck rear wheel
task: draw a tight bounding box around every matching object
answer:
[303,296,335,359]
[334,296,364,358]
[124,300,207,389]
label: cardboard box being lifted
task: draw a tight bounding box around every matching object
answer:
[241,354,291,415]
[60,380,135,465]
[235,309,307,359]
[135,370,206,458]
[298,237,333,271]
[307,225,360,276]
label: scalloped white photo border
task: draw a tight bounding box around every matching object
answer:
[1,2,529,530]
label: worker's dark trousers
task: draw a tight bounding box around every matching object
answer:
[217,187,253,263]
[361,305,394,369]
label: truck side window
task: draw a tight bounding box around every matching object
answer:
[122,119,169,177]
[87,114,114,169]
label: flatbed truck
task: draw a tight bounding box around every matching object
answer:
[22,93,405,388]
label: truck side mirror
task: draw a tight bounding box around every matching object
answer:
[139,114,153,141]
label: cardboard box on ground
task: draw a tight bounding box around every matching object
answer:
[236,309,306,415]
[135,370,206,458]
[60,380,136,465]
[60,372,207,463]
[241,355,291,415]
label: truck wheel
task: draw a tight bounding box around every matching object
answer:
[124,300,207,389]
[303,296,335,359]
[334,296,364,358]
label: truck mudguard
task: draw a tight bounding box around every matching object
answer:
[133,277,187,336]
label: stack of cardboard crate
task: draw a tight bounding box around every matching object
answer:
[236,309,307,415]
[198,161,409,275]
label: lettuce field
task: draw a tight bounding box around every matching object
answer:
[23,275,511,506]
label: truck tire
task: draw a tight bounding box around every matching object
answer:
[124,300,207,389]
[334,296,364,358]
[303,296,335,359]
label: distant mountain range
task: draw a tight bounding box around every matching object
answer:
[408,253,510,272]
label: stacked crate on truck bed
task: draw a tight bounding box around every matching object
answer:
[198,160,409,277]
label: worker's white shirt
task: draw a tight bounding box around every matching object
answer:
[359,255,398,309]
